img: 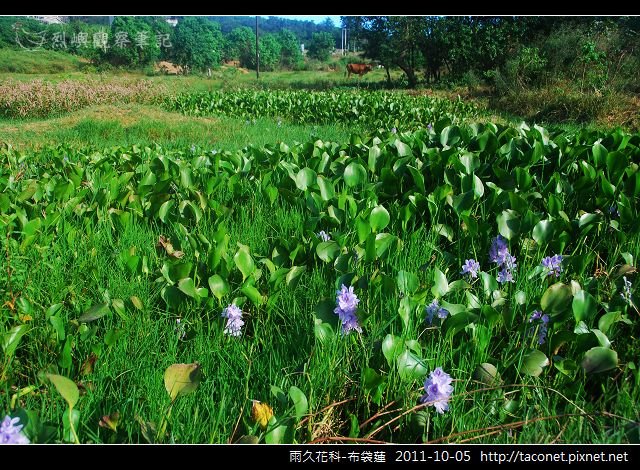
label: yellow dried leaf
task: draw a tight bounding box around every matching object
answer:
[164,362,202,401]
[251,400,274,429]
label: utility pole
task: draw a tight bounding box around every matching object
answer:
[255,16,260,80]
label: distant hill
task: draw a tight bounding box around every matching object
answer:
[206,16,339,44]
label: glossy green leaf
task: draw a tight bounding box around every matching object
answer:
[581,347,618,374]
[520,349,549,377]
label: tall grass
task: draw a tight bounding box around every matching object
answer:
[0,78,168,118]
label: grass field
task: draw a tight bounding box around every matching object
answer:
[0,49,639,445]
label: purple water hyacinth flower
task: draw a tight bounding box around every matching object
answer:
[338,309,363,334]
[460,259,481,278]
[334,284,361,335]
[529,310,549,345]
[497,268,514,284]
[489,235,509,265]
[221,304,244,337]
[336,285,359,314]
[425,300,449,324]
[427,123,433,131]
[317,230,331,242]
[420,367,453,414]
[0,416,29,444]
[541,254,563,278]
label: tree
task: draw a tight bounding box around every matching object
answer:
[277,29,302,69]
[140,16,175,62]
[224,26,254,65]
[258,34,282,71]
[173,17,223,71]
[307,31,334,61]
[105,16,160,67]
[353,16,424,87]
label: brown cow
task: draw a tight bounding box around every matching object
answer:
[346,63,373,79]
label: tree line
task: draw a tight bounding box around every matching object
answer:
[343,16,640,93]
[0,16,340,71]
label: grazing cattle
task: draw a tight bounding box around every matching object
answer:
[346,63,373,79]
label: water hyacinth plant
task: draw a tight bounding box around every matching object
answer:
[334,284,362,334]
[420,368,453,414]
[460,259,481,279]
[317,230,331,242]
[489,235,517,284]
[425,300,449,324]
[541,255,563,278]
[529,310,550,345]
[221,304,244,337]
[0,416,29,444]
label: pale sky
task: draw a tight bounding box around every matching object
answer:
[270,15,343,26]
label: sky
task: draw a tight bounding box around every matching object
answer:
[270,15,343,26]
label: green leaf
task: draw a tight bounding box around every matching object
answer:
[314,323,333,344]
[497,209,520,240]
[572,290,598,323]
[363,368,385,405]
[164,362,202,401]
[369,205,390,232]
[472,363,501,385]
[178,278,202,299]
[397,270,418,295]
[581,347,618,374]
[208,275,230,301]
[382,334,404,367]
[398,296,413,331]
[592,142,607,167]
[532,220,554,245]
[541,283,573,316]
[234,244,255,281]
[316,175,335,201]
[104,329,125,347]
[442,311,478,338]
[2,324,29,357]
[288,386,308,420]
[431,268,449,298]
[480,272,498,297]
[598,311,630,334]
[49,316,65,342]
[158,199,174,223]
[394,139,413,157]
[265,417,288,444]
[316,241,340,263]
[295,167,316,191]
[554,357,578,379]
[285,265,306,289]
[241,283,264,306]
[396,350,428,381]
[18,181,38,202]
[520,349,549,377]
[46,374,79,409]
[375,233,397,258]
[59,336,73,369]
[343,162,367,187]
[79,303,110,323]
